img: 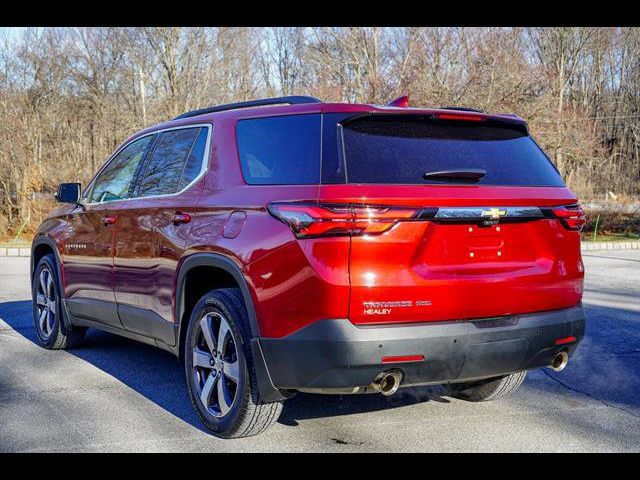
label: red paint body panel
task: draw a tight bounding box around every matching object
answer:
[317,184,584,328]
[59,204,118,311]
[33,100,585,344]
[112,183,203,326]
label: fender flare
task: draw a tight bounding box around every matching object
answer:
[174,252,261,340]
[174,252,287,403]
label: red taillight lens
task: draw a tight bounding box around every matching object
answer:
[268,203,418,238]
[552,205,586,231]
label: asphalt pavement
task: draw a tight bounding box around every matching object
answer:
[1,252,639,452]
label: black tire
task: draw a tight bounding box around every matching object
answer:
[32,254,86,350]
[446,371,527,402]
[184,288,282,438]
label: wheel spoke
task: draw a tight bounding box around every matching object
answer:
[38,308,48,333]
[36,293,47,306]
[46,308,54,334]
[39,270,48,294]
[200,372,217,408]
[223,359,239,383]
[199,315,216,353]
[46,273,54,297]
[217,316,230,356]
[193,348,213,369]
[217,377,232,415]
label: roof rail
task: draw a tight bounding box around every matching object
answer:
[173,95,322,120]
[440,106,484,113]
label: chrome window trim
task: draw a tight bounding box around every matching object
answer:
[83,123,212,206]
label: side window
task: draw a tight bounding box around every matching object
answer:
[177,127,208,191]
[89,135,153,203]
[321,113,351,184]
[138,127,201,197]
[236,114,321,185]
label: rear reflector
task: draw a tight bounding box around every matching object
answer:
[554,335,577,346]
[381,355,425,364]
[268,203,419,238]
[552,205,586,231]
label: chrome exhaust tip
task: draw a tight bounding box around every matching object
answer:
[372,371,403,396]
[550,351,569,372]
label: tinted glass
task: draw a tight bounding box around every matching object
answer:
[321,113,349,184]
[89,135,153,203]
[138,128,200,197]
[340,115,564,186]
[177,127,208,191]
[237,114,321,185]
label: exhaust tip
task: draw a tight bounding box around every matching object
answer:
[550,351,569,371]
[373,371,403,396]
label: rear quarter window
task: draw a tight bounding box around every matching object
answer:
[236,114,321,185]
[138,127,204,197]
[339,115,564,186]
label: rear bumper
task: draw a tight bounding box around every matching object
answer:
[258,306,585,391]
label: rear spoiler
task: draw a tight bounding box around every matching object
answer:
[340,111,529,136]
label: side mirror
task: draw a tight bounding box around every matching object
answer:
[55,183,81,204]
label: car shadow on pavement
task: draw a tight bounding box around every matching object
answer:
[1,299,639,433]
[0,300,206,431]
[0,300,451,432]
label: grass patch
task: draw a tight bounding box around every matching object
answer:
[583,202,640,242]
[0,237,31,248]
[582,232,640,242]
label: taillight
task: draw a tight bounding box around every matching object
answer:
[552,205,586,231]
[268,203,418,238]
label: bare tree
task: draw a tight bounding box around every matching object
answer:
[1,27,639,239]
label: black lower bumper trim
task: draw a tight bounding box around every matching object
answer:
[259,307,585,390]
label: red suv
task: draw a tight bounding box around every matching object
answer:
[31,96,586,438]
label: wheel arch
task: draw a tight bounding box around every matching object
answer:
[31,237,60,281]
[31,236,74,332]
[175,253,261,349]
[175,252,286,403]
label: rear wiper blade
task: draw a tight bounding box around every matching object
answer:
[423,169,486,182]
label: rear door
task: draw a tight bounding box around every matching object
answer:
[112,125,210,346]
[318,112,585,325]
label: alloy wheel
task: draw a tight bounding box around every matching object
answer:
[35,267,56,339]
[192,312,240,417]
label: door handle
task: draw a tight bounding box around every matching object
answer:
[102,215,117,226]
[172,212,191,225]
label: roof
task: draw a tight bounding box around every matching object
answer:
[134,96,528,139]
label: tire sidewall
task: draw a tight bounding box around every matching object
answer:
[184,292,250,435]
[32,254,62,348]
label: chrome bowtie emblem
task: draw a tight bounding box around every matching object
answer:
[481,208,507,220]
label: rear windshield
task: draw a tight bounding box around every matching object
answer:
[339,115,564,186]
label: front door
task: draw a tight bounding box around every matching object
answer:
[61,202,119,326]
[63,134,155,328]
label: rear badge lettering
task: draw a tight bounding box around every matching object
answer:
[362,300,431,315]
[364,308,392,315]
